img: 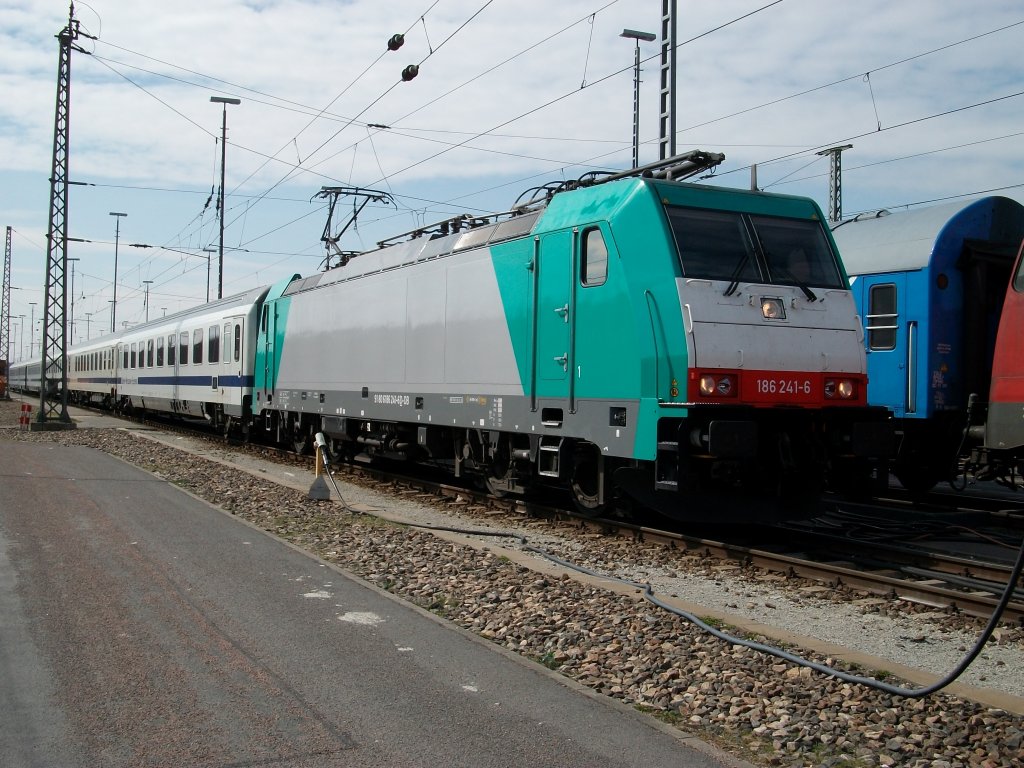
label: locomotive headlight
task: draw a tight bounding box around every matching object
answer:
[824,378,856,399]
[760,297,786,320]
[699,373,735,398]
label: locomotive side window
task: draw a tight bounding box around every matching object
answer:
[581,227,609,286]
[752,216,844,289]
[192,329,203,365]
[234,323,241,362]
[179,332,189,365]
[867,283,898,350]
[167,335,176,367]
[208,325,220,364]
[667,208,760,282]
[157,337,164,367]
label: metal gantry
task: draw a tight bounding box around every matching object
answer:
[39,3,93,425]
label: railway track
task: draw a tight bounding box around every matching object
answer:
[41,401,1024,627]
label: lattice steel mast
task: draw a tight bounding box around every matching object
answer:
[817,144,854,224]
[658,0,677,160]
[1,226,10,400]
[39,3,93,425]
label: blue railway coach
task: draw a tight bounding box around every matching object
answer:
[831,196,1024,492]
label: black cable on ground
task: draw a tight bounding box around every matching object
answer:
[313,437,1023,698]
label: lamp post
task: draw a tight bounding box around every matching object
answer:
[201,247,215,302]
[85,312,92,340]
[67,256,79,344]
[210,96,241,300]
[143,280,153,322]
[620,29,656,169]
[109,212,127,331]
[28,302,37,358]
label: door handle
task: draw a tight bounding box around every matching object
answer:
[553,354,568,371]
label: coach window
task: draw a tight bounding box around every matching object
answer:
[234,323,242,362]
[167,335,176,366]
[180,332,189,365]
[123,346,129,369]
[147,339,154,367]
[867,283,897,350]
[192,329,203,365]
[581,227,608,287]
[157,337,164,367]
[130,342,137,369]
[208,324,220,364]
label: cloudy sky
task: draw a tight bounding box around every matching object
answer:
[2,0,1022,354]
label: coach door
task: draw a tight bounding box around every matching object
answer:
[861,274,911,417]
[531,230,574,420]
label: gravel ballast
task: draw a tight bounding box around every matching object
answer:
[2,407,1023,767]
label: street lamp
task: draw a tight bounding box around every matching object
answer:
[201,247,215,302]
[28,302,37,358]
[85,312,92,340]
[143,280,153,322]
[109,212,127,331]
[620,29,656,170]
[210,96,241,300]
[67,257,79,344]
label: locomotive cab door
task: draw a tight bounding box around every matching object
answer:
[532,230,573,417]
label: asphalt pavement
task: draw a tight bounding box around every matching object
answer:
[0,439,746,767]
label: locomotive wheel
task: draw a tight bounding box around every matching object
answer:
[570,444,608,517]
[893,463,943,495]
[290,417,312,455]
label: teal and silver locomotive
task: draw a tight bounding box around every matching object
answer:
[253,152,890,518]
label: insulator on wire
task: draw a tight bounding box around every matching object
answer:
[387,33,404,51]
[401,64,419,82]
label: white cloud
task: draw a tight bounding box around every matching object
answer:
[2,0,1022,333]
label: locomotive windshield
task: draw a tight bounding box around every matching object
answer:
[667,207,844,289]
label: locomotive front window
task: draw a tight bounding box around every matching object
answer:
[752,216,844,289]
[667,208,761,282]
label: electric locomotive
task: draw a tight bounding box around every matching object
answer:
[832,196,1024,492]
[254,152,890,519]
[963,238,1024,485]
